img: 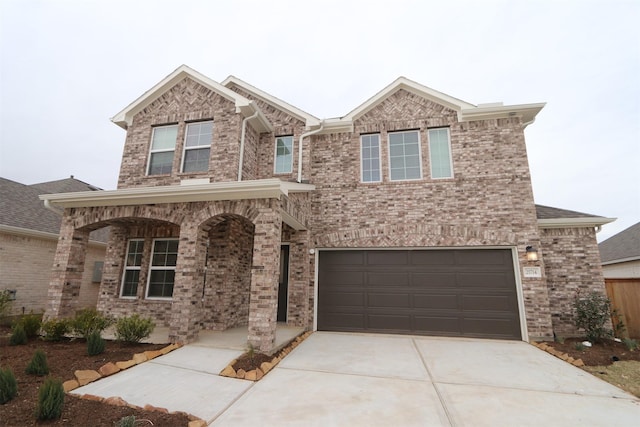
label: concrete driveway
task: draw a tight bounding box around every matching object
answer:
[212,332,640,426]
[74,332,640,426]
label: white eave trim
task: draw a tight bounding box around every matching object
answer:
[537,217,616,228]
[38,179,315,208]
[460,103,546,126]
[601,256,640,266]
[222,75,321,128]
[111,65,271,131]
[0,224,106,247]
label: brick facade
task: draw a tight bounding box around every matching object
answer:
[43,69,607,350]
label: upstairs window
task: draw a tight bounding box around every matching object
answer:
[146,239,178,299]
[121,239,144,298]
[148,125,178,175]
[361,134,381,182]
[389,130,422,181]
[182,121,213,173]
[274,136,294,174]
[428,128,453,179]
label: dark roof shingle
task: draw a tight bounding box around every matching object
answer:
[598,222,640,263]
[535,204,603,220]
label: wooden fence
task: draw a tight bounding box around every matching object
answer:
[605,278,640,339]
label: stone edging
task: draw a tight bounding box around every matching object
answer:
[531,341,585,367]
[63,343,207,427]
[219,331,313,381]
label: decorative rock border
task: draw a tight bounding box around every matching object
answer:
[532,341,585,367]
[219,331,313,381]
[63,342,207,427]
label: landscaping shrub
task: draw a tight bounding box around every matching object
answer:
[71,308,113,339]
[115,314,155,344]
[87,330,106,355]
[26,349,49,376]
[573,291,613,343]
[0,367,18,404]
[35,377,64,420]
[9,323,27,345]
[623,338,638,351]
[13,312,42,339]
[41,318,70,341]
[0,291,12,321]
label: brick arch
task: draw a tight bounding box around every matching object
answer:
[67,204,185,231]
[189,199,269,229]
[314,223,517,248]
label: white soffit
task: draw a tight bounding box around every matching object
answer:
[39,179,316,209]
[537,217,616,228]
[222,75,321,128]
[111,65,272,132]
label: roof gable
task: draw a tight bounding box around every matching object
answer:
[222,75,321,128]
[111,65,272,132]
[535,204,615,229]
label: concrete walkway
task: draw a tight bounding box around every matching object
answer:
[74,332,640,426]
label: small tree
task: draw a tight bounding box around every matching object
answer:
[0,291,12,321]
[87,330,106,356]
[26,349,49,376]
[573,291,613,343]
[9,323,27,345]
[0,367,18,404]
[115,314,155,344]
[35,377,64,420]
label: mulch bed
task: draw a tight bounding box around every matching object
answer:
[544,337,640,366]
[0,326,192,426]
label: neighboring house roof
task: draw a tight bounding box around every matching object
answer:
[535,204,615,229]
[222,75,321,128]
[343,76,545,126]
[598,222,640,264]
[0,176,108,242]
[111,65,273,133]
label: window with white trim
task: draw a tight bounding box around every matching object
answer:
[388,130,422,180]
[148,125,178,175]
[360,134,381,182]
[182,121,213,172]
[274,136,294,174]
[146,239,178,299]
[121,239,144,298]
[428,128,453,179]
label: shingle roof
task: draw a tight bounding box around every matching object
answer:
[535,204,602,219]
[598,222,640,263]
[0,177,108,242]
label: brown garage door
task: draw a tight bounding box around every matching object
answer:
[318,249,521,340]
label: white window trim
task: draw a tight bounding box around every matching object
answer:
[428,127,454,179]
[273,135,294,174]
[181,120,213,173]
[147,124,178,176]
[145,238,179,300]
[387,129,423,181]
[120,239,144,299]
[360,134,382,183]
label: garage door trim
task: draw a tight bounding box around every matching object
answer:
[313,246,528,341]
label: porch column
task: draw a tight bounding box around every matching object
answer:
[287,230,310,327]
[248,208,282,353]
[169,222,208,343]
[45,218,89,319]
[96,225,128,314]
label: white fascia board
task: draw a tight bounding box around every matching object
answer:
[460,103,546,126]
[222,75,321,128]
[237,102,273,133]
[0,224,106,247]
[111,65,253,129]
[344,76,475,121]
[39,179,316,209]
[601,256,640,266]
[538,217,616,228]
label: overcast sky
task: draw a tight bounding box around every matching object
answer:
[1,0,638,242]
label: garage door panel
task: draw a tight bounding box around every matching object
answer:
[368,314,411,330]
[367,272,409,286]
[318,249,521,340]
[413,294,459,310]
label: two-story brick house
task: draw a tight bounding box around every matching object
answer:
[41,65,613,352]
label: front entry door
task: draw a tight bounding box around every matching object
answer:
[277,245,290,322]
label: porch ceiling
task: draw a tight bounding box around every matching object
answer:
[39,179,315,230]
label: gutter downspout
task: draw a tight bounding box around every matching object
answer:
[238,105,259,181]
[297,121,324,183]
[43,199,63,215]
